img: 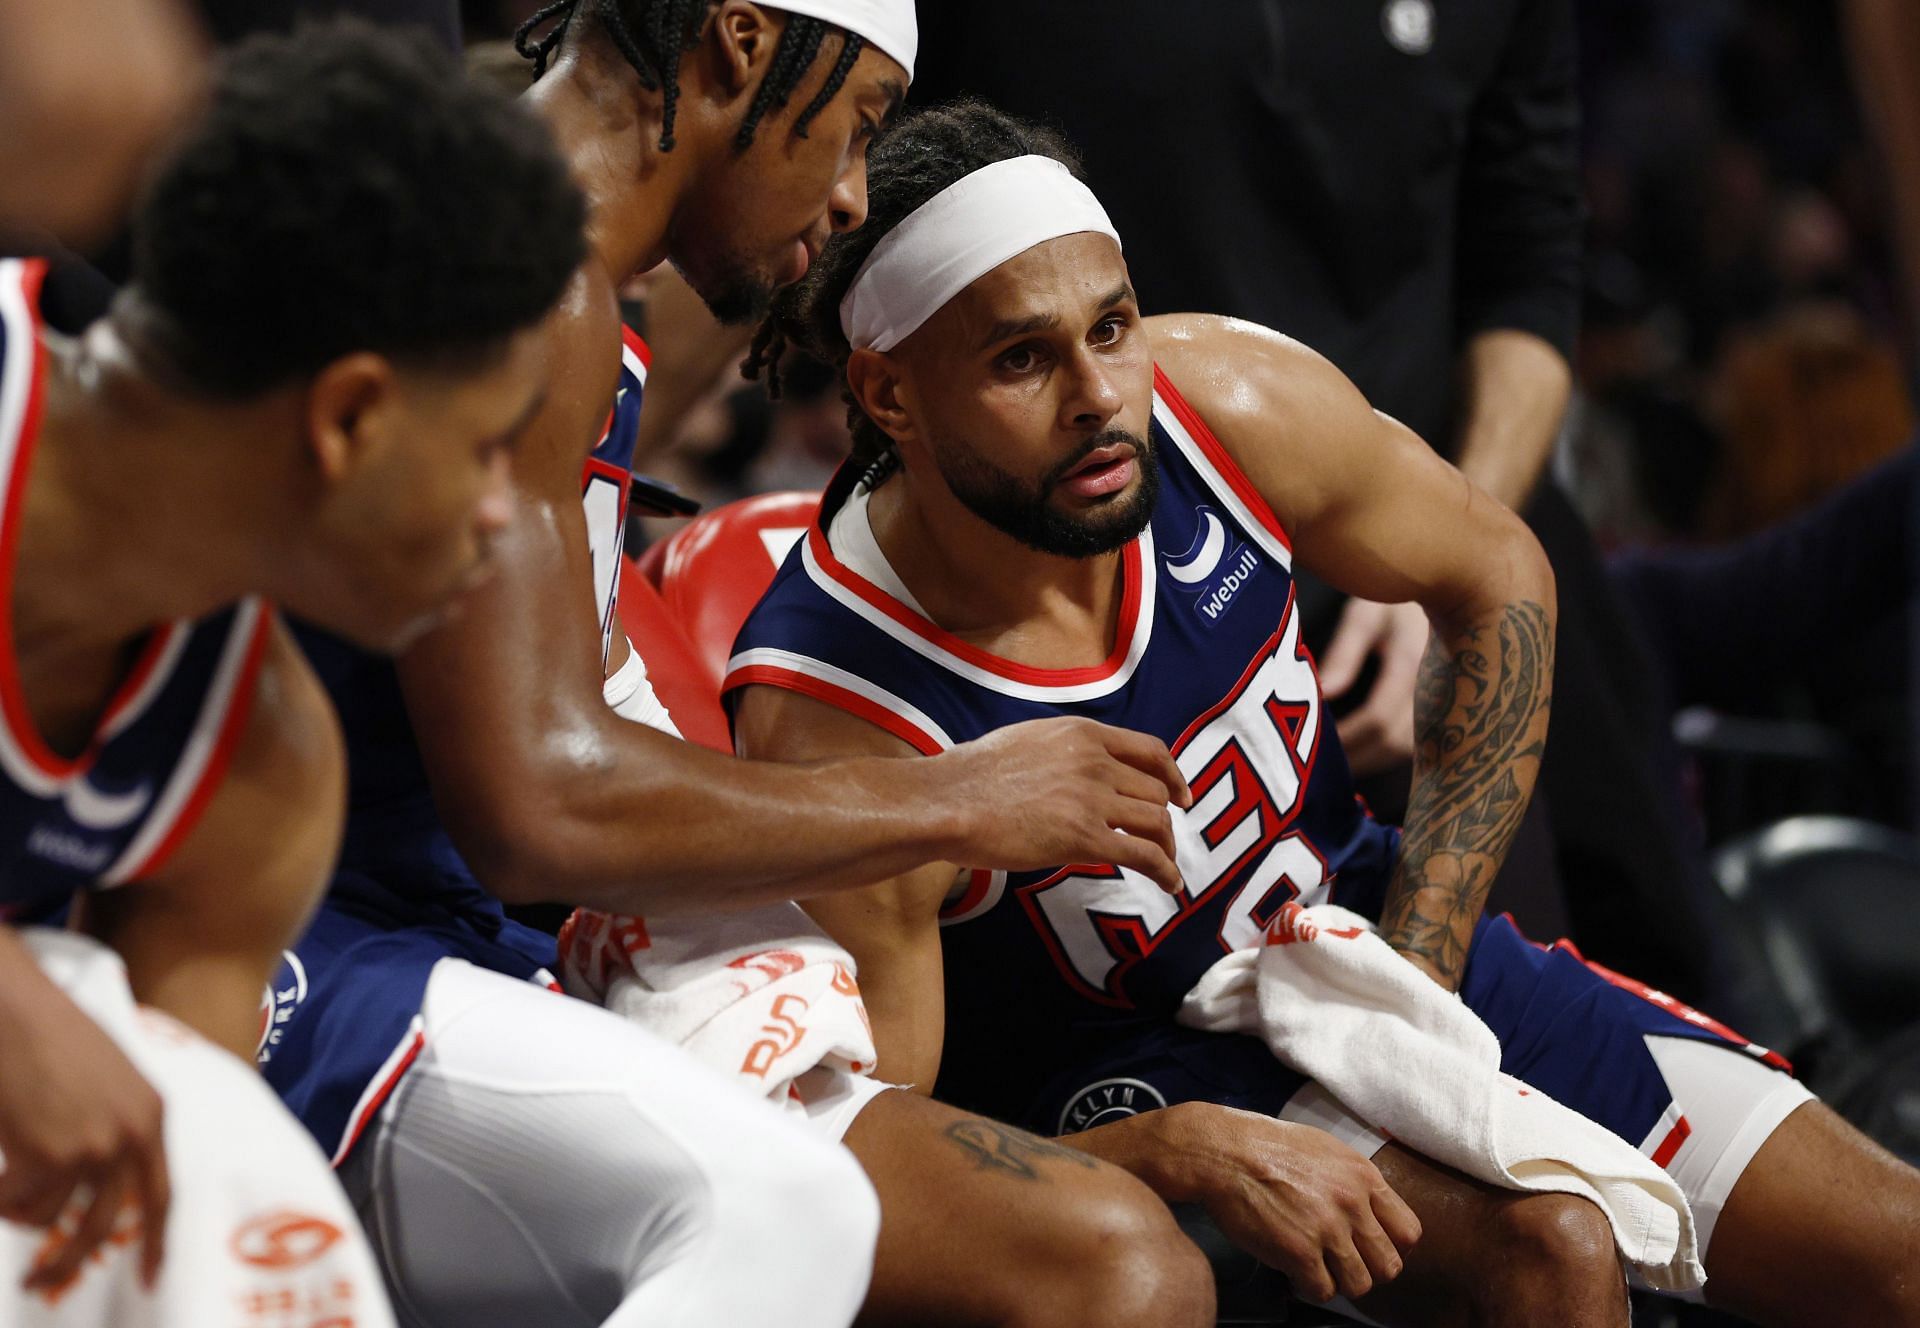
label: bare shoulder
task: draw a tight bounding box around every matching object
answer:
[144,613,343,895]
[732,681,921,765]
[521,260,627,492]
[1142,314,1384,529]
[1144,313,1371,437]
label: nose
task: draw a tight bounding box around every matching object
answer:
[829,151,870,233]
[1061,347,1124,432]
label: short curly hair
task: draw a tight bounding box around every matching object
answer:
[743,100,1084,465]
[124,21,587,398]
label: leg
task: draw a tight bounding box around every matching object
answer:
[347,960,879,1328]
[1696,1100,1920,1326]
[1346,1144,1629,1328]
[842,1090,1214,1328]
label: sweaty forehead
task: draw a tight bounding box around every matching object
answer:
[926,232,1129,350]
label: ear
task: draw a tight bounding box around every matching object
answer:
[845,348,918,447]
[704,0,780,99]
[304,352,398,485]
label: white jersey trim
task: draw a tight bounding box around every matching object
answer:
[803,518,1157,704]
[724,646,956,752]
[1151,390,1293,571]
[0,261,55,798]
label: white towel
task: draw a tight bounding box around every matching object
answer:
[559,903,880,1116]
[1177,902,1705,1293]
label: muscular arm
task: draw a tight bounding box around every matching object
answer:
[398,270,1186,915]
[85,621,344,1060]
[1152,316,1556,989]
[733,683,951,1088]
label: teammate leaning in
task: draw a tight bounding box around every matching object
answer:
[263,7,1199,1326]
[731,101,1920,1327]
[0,25,587,1325]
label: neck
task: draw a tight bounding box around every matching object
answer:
[866,468,1129,667]
[528,37,700,281]
[23,325,282,652]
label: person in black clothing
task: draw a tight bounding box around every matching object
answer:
[909,0,1732,1005]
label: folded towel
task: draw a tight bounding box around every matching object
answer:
[559,903,878,1116]
[1177,902,1705,1293]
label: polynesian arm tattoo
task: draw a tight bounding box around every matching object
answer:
[1377,599,1554,989]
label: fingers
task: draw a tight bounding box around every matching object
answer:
[0,1161,77,1230]
[1347,1204,1407,1291]
[1094,724,1191,809]
[1322,1234,1376,1302]
[1371,1177,1423,1252]
[135,1128,169,1288]
[1315,598,1385,698]
[1101,819,1183,894]
[25,1170,126,1294]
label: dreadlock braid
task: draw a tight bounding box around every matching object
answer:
[743,101,1088,467]
[516,1,866,154]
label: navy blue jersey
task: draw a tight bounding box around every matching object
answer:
[268,328,649,1162]
[0,258,272,922]
[724,367,1400,1122]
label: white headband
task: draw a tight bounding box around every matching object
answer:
[838,155,1122,353]
[773,0,917,79]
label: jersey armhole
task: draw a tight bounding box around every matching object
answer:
[721,656,950,758]
[1152,363,1294,554]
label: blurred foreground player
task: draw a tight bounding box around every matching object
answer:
[265,5,1196,1327]
[733,103,1920,1327]
[0,24,588,1327]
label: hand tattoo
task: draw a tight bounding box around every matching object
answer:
[1380,600,1553,986]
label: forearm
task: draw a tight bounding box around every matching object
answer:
[1450,329,1571,512]
[1379,541,1556,988]
[463,722,964,915]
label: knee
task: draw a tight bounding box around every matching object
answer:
[1015,1179,1214,1328]
[752,1131,882,1263]
[1484,1194,1624,1312]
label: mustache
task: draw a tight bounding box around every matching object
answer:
[1040,427,1152,493]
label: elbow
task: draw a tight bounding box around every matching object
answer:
[457,807,573,907]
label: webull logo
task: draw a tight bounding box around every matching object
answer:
[1165,506,1260,624]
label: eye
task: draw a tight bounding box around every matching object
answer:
[1091,316,1127,347]
[997,343,1045,375]
[857,118,881,143]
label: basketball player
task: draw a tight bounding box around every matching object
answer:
[0,24,588,1324]
[264,7,1206,1326]
[730,101,1920,1327]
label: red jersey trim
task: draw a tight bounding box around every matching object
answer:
[123,605,274,882]
[621,324,653,372]
[1152,365,1292,553]
[331,1020,426,1167]
[723,662,944,756]
[803,520,1146,689]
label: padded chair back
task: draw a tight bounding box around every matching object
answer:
[636,491,823,696]
[1712,816,1920,1058]
[612,562,734,752]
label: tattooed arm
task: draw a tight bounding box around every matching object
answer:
[1150,315,1557,988]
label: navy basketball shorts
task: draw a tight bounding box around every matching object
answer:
[1034,913,1812,1279]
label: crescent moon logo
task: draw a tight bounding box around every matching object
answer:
[61,776,154,831]
[1165,510,1227,584]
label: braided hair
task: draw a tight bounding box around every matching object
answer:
[743,100,1085,467]
[515,1,864,152]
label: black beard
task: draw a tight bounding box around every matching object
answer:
[672,257,775,327]
[931,426,1160,559]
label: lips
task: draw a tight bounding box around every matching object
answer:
[1056,442,1140,500]
[1057,441,1137,484]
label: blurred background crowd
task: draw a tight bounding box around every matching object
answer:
[7,0,1918,1274]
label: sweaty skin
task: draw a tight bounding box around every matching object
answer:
[735,271,1571,1317]
[394,9,1191,918]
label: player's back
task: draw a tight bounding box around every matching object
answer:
[725,366,1400,1125]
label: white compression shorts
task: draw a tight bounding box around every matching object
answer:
[0,929,396,1328]
[338,957,879,1328]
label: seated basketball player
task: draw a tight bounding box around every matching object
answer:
[0,25,586,1323]
[265,7,1212,1327]
[729,101,1920,1327]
